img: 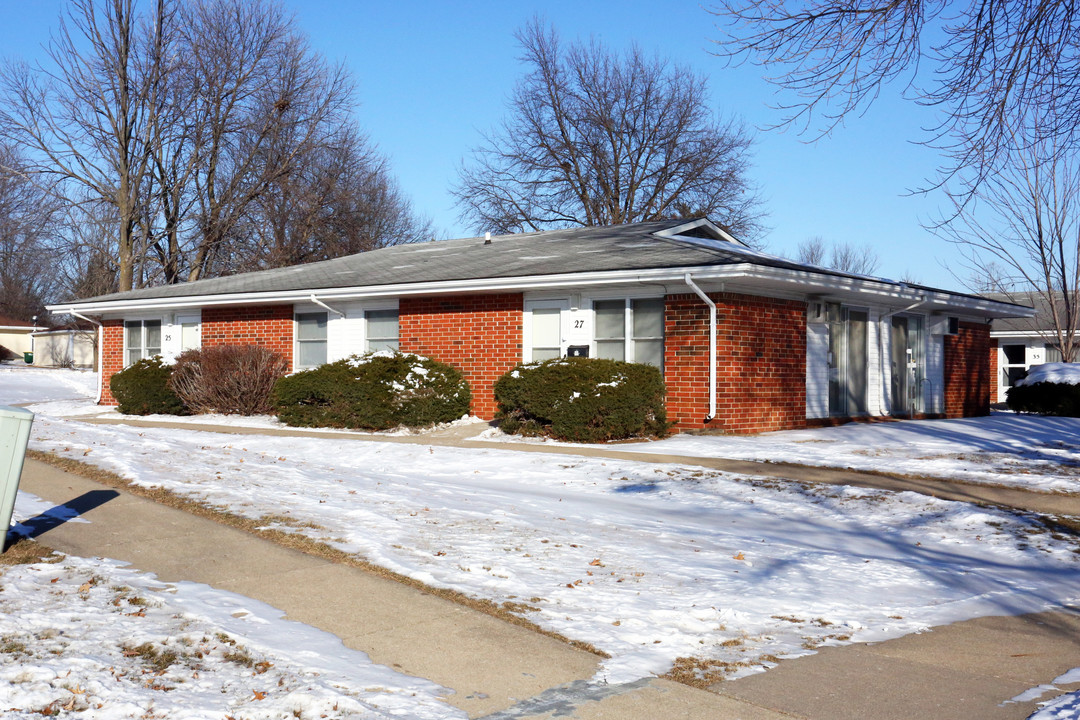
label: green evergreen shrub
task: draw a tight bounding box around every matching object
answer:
[272,351,472,430]
[1006,382,1080,416]
[169,344,288,415]
[110,357,186,415]
[493,357,670,442]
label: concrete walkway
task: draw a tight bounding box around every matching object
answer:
[16,458,783,720]
[79,415,1080,517]
[16,455,1080,719]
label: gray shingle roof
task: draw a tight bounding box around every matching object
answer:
[984,292,1061,332]
[66,219,846,305]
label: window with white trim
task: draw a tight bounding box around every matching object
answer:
[125,319,162,366]
[592,298,664,370]
[365,309,399,351]
[296,312,328,368]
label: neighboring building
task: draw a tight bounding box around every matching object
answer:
[31,327,97,369]
[47,219,1033,433]
[986,291,1076,403]
[0,316,45,360]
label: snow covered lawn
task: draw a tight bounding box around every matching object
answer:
[545,413,1080,495]
[6,369,1080,687]
[0,367,97,406]
[21,414,1080,684]
[0,496,460,720]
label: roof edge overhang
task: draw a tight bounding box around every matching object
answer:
[47,264,1035,319]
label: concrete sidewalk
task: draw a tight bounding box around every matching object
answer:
[16,457,1080,719]
[79,415,1080,517]
[16,458,783,720]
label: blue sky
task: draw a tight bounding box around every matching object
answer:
[3,0,970,289]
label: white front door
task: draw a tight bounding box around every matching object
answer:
[524,300,569,361]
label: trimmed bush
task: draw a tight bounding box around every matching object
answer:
[169,344,288,415]
[272,351,472,430]
[494,357,670,442]
[1007,382,1080,416]
[110,357,186,415]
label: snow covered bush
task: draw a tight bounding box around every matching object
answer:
[109,357,186,415]
[1007,363,1080,416]
[272,351,471,430]
[169,344,288,415]
[494,357,670,442]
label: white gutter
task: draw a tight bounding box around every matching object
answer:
[684,274,717,422]
[308,294,345,317]
[65,309,104,404]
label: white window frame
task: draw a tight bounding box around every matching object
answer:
[589,296,665,370]
[123,318,164,367]
[364,307,400,352]
[295,311,329,369]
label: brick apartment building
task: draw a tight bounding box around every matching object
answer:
[50,219,1032,433]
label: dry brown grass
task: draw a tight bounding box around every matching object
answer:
[25,450,608,658]
[0,537,59,566]
[663,656,756,688]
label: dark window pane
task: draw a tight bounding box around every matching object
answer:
[1003,344,1026,365]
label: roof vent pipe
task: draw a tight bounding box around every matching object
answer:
[684,274,717,423]
[484,232,492,245]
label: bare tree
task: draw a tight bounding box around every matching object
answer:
[0,146,63,319]
[454,19,764,242]
[938,131,1080,362]
[0,0,167,292]
[710,0,1080,198]
[796,236,827,266]
[2,0,430,295]
[237,123,430,271]
[179,0,358,280]
[830,242,880,276]
[795,236,879,275]
[60,198,123,299]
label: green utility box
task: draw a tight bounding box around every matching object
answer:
[0,406,34,549]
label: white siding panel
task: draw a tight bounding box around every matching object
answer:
[865,309,886,416]
[327,301,364,362]
[806,321,829,419]
[926,334,945,414]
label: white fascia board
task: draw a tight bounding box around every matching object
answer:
[991,329,1072,338]
[46,263,1030,318]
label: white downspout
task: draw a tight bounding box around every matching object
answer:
[309,295,345,317]
[66,309,103,404]
[878,296,926,416]
[684,274,717,422]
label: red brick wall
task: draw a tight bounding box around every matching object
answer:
[98,305,294,406]
[399,293,523,419]
[989,337,999,405]
[664,292,807,434]
[944,321,991,418]
[100,319,124,405]
[200,305,294,365]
